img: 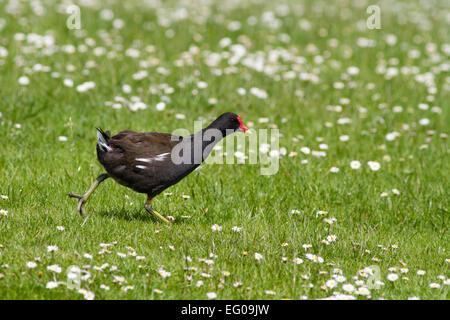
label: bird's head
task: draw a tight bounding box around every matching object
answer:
[212,112,249,134]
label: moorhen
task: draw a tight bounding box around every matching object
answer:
[68,112,249,223]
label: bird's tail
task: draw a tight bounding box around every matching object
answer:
[96,128,112,152]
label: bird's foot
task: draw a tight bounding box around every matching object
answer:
[144,203,171,224]
[67,193,87,217]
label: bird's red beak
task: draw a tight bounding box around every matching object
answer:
[237,116,249,133]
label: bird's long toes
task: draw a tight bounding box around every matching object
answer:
[76,198,87,217]
[67,193,83,200]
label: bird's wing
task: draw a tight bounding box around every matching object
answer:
[111,131,178,154]
[98,130,186,194]
[106,131,181,171]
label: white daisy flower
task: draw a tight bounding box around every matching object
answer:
[387,273,399,281]
[367,161,381,171]
[206,292,217,299]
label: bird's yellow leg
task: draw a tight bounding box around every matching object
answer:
[68,173,109,216]
[144,197,171,224]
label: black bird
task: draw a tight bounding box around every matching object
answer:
[68,112,249,223]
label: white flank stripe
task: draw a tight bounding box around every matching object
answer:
[155,153,170,161]
[136,158,152,163]
[135,165,147,169]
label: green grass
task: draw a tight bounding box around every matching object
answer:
[0,0,449,300]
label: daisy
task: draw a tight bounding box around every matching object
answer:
[195,280,204,287]
[211,224,222,232]
[334,275,346,283]
[419,118,430,126]
[355,287,370,296]
[324,217,337,224]
[326,279,337,289]
[367,161,381,171]
[122,285,134,292]
[63,78,74,87]
[330,167,340,173]
[293,258,303,264]
[327,234,337,242]
[372,257,381,262]
[206,292,217,299]
[113,276,125,283]
[26,261,37,268]
[429,283,441,289]
[300,147,310,154]
[312,150,326,157]
[350,161,361,169]
[18,76,30,85]
[236,88,246,95]
[387,273,399,281]
[83,291,95,300]
[417,270,426,275]
[232,226,242,232]
[156,102,166,111]
[158,268,171,278]
[47,264,62,273]
[254,252,263,260]
[83,253,93,259]
[46,245,58,252]
[46,281,59,289]
[204,259,214,265]
[342,283,355,293]
[56,226,65,231]
[0,209,7,216]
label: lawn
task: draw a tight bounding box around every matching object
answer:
[0,0,448,300]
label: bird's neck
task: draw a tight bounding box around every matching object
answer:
[183,124,232,164]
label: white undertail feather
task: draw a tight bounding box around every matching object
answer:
[135,153,170,164]
[97,130,112,152]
